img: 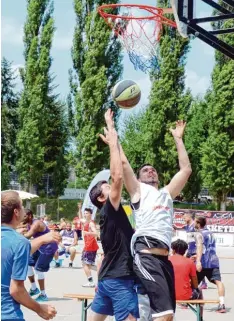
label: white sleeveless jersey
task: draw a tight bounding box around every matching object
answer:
[131,182,174,254]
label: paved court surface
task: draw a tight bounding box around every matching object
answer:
[23,244,234,321]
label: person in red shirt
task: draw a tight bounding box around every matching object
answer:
[72,203,82,240]
[80,207,99,287]
[169,239,203,319]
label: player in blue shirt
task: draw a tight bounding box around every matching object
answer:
[194,216,226,313]
[1,190,59,321]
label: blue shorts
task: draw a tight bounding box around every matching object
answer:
[29,250,54,272]
[91,278,139,321]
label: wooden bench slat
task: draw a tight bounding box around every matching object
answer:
[63,294,219,305]
[64,294,95,300]
[177,300,219,304]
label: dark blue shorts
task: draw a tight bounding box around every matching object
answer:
[29,250,54,272]
[91,278,139,321]
[81,251,97,265]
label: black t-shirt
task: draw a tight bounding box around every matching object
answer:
[98,198,134,280]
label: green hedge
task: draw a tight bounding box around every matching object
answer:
[27,198,234,223]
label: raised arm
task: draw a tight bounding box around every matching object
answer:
[119,144,140,204]
[195,232,203,272]
[166,121,192,199]
[99,109,123,210]
[24,221,44,239]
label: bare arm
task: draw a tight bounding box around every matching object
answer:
[100,109,123,210]
[84,222,98,237]
[10,280,41,313]
[190,276,199,289]
[10,280,56,319]
[71,230,78,246]
[119,144,141,203]
[166,121,192,199]
[77,203,83,219]
[24,221,44,239]
[195,232,203,272]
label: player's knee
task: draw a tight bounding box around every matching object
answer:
[123,313,136,321]
[35,270,44,280]
[70,247,76,254]
[27,265,34,277]
[153,314,173,321]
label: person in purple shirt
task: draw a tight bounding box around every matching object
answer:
[194,216,226,313]
[23,209,58,302]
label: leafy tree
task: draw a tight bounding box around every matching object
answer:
[121,0,192,188]
[201,14,234,210]
[1,58,19,189]
[70,0,123,187]
[16,0,69,195]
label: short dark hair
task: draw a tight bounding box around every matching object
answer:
[89,180,107,209]
[25,208,33,217]
[137,163,154,179]
[171,239,188,256]
[1,191,21,223]
[196,216,206,228]
[84,208,93,214]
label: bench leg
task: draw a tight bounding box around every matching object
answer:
[196,304,201,321]
[81,299,88,321]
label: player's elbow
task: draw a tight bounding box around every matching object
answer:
[10,282,21,299]
[183,164,192,177]
[111,171,123,184]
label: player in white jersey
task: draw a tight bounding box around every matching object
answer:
[119,121,192,321]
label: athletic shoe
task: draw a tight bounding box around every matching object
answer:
[55,262,60,268]
[69,262,73,268]
[36,294,49,302]
[216,304,226,313]
[29,288,40,296]
[199,282,208,290]
[82,282,95,288]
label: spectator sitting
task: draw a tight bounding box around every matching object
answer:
[169,239,203,319]
[54,222,78,268]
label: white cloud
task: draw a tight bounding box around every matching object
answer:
[185,69,210,96]
[52,29,73,50]
[11,64,24,90]
[1,17,24,45]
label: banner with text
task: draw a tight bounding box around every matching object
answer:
[173,209,234,233]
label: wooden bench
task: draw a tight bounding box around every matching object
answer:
[64,294,219,321]
[177,299,219,321]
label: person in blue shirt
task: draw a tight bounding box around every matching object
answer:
[194,216,226,313]
[1,190,59,321]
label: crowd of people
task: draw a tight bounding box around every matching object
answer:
[1,109,227,321]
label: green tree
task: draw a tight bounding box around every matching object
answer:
[183,98,209,201]
[70,0,123,187]
[121,0,192,188]
[16,0,69,195]
[1,58,19,189]
[201,15,234,210]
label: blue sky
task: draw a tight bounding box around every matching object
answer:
[2,0,215,119]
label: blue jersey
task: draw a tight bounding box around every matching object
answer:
[185,222,196,257]
[201,229,219,269]
[1,226,31,321]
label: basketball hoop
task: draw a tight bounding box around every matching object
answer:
[98,4,177,72]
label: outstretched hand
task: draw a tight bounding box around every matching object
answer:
[104,109,114,128]
[170,120,186,139]
[100,109,118,145]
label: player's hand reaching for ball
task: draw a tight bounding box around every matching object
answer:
[37,304,57,320]
[104,108,115,128]
[170,120,186,139]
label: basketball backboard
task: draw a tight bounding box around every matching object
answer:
[170,0,234,59]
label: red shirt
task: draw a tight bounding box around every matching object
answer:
[169,254,196,300]
[73,216,81,230]
[83,221,99,252]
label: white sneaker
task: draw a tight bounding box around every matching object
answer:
[82,282,95,288]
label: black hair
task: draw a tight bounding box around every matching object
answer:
[195,216,206,228]
[137,163,154,179]
[171,239,188,256]
[1,191,21,223]
[25,209,33,216]
[84,208,93,214]
[89,180,108,209]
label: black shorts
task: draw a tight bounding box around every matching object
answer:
[133,252,175,318]
[197,268,221,284]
